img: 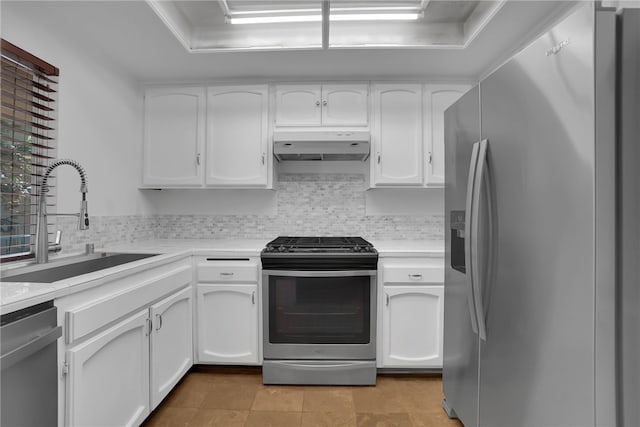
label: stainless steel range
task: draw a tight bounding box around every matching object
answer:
[261,236,378,385]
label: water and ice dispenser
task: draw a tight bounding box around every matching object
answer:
[450,210,466,273]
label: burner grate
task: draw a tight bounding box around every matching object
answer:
[263,236,375,254]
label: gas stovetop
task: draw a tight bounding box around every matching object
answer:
[261,236,378,271]
[262,236,376,254]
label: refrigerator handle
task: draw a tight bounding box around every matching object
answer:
[472,139,489,341]
[464,142,480,335]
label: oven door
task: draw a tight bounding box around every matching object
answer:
[262,270,376,360]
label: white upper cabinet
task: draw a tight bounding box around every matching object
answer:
[275,83,369,127]
[371,84,423,186]
[206,85,270,187]
[275,85,321,126]
[423,84,470,186]
[141,82,467,190]
[143,87,205,187]
[321,84,369,126]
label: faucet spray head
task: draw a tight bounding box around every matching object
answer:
[79,193,89,230]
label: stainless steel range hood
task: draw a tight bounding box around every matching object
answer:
[273,130,370,161]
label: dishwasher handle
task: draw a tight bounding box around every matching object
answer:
[1,326,62,371]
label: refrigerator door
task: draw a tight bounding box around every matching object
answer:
[618,9,640,427]
[443,85,481,426]
[478,4,603,426]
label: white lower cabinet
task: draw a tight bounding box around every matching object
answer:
[381,285,444,368]
[150,287,193,409]
[379,258,445,369]
[195,258,261,365]
[58,258,194,426]
[66,309,150,427]
[197,283,259,364]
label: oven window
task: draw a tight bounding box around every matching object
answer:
[268,275,371,344]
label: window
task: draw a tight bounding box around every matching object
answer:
[1,39,58,260]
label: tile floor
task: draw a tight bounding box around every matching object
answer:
[143,366,464,427]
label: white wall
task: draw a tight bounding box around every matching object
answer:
[2,2,150,217]
[1,2,442,230]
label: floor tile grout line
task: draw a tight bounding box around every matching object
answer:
[145,370,461,427]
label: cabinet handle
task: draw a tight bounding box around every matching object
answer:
[428,152,433,164]
[315,100,321,107]
[145,318,152,336]
[251,291,256,304]
[386,293,390,306]
[409,274,423,280]
[196,153,201,166]
[220,272,234,277]
[322,100,327,106]
[262,152,266,165]
[377,154,381,164]
[155,314,163,331]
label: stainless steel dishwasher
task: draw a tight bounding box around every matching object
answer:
[1,301,62,426]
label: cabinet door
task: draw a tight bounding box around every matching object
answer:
[197,284,259,364]
[206,85,269,187]
[275,85,322,126]
[321,84,369,126]
[424,85,469,186]
[150,287,193,410]
[66,310,149,427]
[382,285,444,368]
[372,84,423,186]
[143,87,204,187]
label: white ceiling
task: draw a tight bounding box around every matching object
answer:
[1,1,577,83]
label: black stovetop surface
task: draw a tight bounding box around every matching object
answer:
[261,237,377,270]
[263,236,375,253]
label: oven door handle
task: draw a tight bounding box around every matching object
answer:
[262,270,377,278]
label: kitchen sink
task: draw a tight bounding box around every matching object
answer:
[0,253,160,283]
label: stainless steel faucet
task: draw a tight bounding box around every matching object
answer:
[34,159,89,264]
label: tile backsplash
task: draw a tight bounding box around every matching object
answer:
[58,173,443,252]
[56,215,157,254]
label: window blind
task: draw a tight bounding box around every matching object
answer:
[1,39,59,260]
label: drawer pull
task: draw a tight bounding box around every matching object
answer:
[220,272,235,276]
[409,274,423,280]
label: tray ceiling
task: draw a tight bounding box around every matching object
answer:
[147,0,505,51]
[1,1,578,82]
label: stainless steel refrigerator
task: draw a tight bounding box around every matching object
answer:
[442,3,639,427]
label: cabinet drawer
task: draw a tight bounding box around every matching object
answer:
[198,263,258,283]
[383,266,443,284]
[65,265,192,344]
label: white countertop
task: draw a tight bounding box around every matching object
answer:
[371,239,444,257]
[106,238,269,257]
[1,238,442,314]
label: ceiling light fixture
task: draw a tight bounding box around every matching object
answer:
[331,13,421,21]
[228,12,422,25]
[228,15,321,24]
